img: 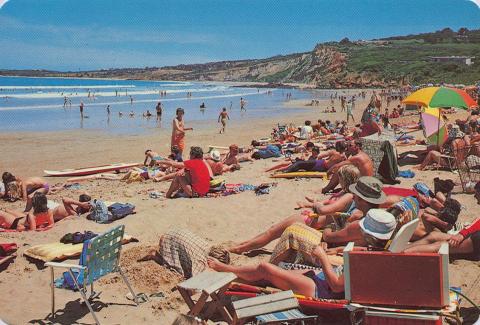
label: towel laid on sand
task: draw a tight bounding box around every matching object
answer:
[24,235,138,262]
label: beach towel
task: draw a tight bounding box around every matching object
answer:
[378,140,398,184]
[269,223,322,265]
[23,235,138,262]
[382,187,417,198]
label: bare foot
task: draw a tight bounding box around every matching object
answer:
[207,257,229,272]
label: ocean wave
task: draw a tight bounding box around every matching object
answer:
[0,91,263,111]
[1,86,235,99]
[0,85,136,90]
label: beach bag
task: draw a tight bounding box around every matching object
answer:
[87,199,112,223]
[252,145,282,159]
[209,178,226,192]
[108,203,135,220]
[60,241,89,290]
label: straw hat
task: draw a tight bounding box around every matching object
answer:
[349,176,386,204]
[359,209,397,240]
[210,150,221,162]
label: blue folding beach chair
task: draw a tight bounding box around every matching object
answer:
[45,225,138,325]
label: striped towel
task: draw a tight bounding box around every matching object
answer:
[256,309,311,323]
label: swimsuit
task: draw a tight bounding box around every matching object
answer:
[304,268,344,299]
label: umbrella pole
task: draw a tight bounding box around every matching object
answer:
[437,108,441,148]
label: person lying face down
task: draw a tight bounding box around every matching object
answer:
[208,209,397,300]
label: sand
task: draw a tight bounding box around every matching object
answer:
[0,91,479,324]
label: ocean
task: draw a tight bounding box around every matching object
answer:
[0,76,322,133]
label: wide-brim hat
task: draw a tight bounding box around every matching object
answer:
[359,209,397,240]
[210,150,221,162]
[349,176,386,204]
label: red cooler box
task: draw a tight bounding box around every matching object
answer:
[343,243,450,309]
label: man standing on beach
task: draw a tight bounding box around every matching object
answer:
[346,100,354,124]
[218,107,230,134]
[106,105,111,115]
[79,101,84,118]
[171,108,193,158]
[156,102,163,121]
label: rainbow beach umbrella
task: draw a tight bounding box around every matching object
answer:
[421,106,448,146]
[402,87,476,146]
[402,86,477,109]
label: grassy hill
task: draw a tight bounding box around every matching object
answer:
[2,28,479,87]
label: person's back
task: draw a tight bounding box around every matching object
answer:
[184,159,210,196]
[300,124,313,139]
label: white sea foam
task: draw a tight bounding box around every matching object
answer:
[0,91,264,111]
[1,85,236,99]
[0,85,136,90]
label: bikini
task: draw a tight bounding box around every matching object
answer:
[304,267,344,299]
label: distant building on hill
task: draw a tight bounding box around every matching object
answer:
[429,56,475,65]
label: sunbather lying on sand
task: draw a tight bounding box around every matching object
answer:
[0,192,54,230]
[405,182,480,260]
[2,172,61,211]
[321,141,374,194]
[206,151,240,176]
[210,209,397,299]
[0,193,92,230]
[229,176,390,254]
[144,149,162,167]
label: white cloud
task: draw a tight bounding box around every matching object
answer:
[0,0,9,10]
[469,0,480,8]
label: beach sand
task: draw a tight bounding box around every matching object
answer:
[0,92,479,324]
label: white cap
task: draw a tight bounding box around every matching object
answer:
[210,150,221,162]
[359,209,397,240]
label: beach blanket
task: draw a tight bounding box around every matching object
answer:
[23,234,138,262]
[206,183,277,197]
[383,187,417,198]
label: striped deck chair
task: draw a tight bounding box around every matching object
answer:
[45,225,138,325]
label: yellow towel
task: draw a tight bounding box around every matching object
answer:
[24,235,137,262]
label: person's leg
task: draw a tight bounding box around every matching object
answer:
[0,210,20,228]
[321,172,340,194]
[166,176,182,198]
[285,161,316,173]
[265,162,292,172]
[405,232,450,250]
[208,259,316,297]
[416,151,440,170]
[177,172,193,197]
[153,172,176,182]
[229,214,306,254]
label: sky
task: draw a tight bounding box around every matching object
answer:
[0,0,479,71]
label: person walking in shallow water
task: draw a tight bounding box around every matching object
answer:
[218,107,230,134]
[79,101,84,118]
[156,102,163,121]
[240,97,246,112]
